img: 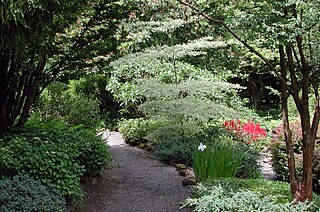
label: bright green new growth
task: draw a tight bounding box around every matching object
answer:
[193,142,244,181]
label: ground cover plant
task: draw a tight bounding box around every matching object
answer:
[0,175,66,212]
[182,178,320,212]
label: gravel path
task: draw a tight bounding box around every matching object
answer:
[258,147,277,180]
[79,132,192,212]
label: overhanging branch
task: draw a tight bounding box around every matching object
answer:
[177,0,293,94]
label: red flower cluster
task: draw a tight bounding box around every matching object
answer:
[223,119,267,144]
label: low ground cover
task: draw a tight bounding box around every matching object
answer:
[182,178,320,211]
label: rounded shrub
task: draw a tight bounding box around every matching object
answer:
[0,175,66,212]
[155,136,197,166]
[0,117,111,203]
[118,118,163,145]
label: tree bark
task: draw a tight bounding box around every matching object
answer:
[0,49,47,132]
[279,45,300,199]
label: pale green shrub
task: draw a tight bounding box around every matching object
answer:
[183,182,317,212]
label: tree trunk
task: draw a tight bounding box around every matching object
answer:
[279,45,300,199]
[0,49,46,132]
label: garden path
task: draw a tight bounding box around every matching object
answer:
[79,131,192,212]
[258,147,277,180]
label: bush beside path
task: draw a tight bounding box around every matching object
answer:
[79,132,192,212]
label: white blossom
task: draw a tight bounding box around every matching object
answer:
[198,143,207,151]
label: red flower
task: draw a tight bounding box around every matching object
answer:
[223,119,267,144]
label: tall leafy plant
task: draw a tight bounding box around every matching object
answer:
[193,142,244,181]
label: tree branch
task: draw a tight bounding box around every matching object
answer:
[177,0,293,94]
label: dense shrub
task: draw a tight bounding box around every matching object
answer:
[234,144,261,179]
[0,117,111,202]
[154,137,197,165]
[118,118,164,145]
[146,123,203,144]
[37,82,101,128]
[182,179,320,211]
[0,175,66,212]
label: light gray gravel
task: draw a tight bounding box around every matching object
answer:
[258,147,277,180]
[79,132,192,212]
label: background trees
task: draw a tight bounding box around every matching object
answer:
[0,0,88,132]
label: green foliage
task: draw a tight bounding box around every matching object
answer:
[0,175,66,212]
[201,178,292,203]
[69,75,107,99]
[37,82,101,128]
[146,123,202,144]
[137,78,244,106]
[193,142,243,181]
[112,37,236,67]
[118,118,163,145]
[139,97,240,124]
[183,184,314,212]
[154,137,196,166]
[182,179,319,211]
[0,0,87,53]
[235,144,261,179]
[0,117,111,202]
[270,120,320,190]
[137,78,246,125]
[107,59,215,114]
[0,0,89,132]
[0,135,85,201]
[50,0,124,80]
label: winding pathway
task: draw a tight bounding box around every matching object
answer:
[79,132,192,212]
